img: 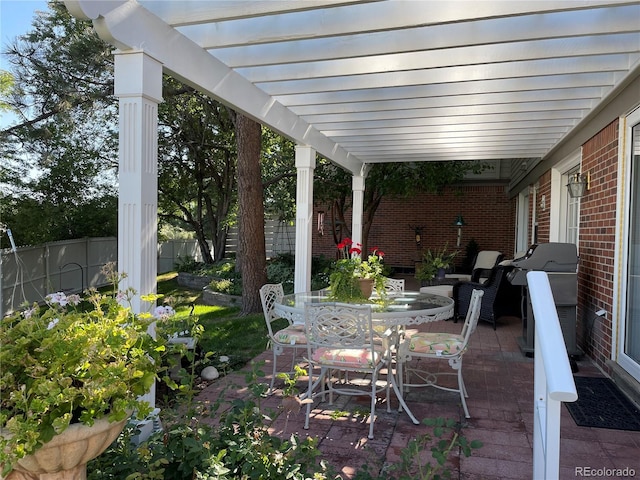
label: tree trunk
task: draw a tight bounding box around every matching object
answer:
[195,228,214,264]
[236,114,267,314]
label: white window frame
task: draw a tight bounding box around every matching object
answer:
[616,106,640,382]
[515,189,530,255]
[549,149,581,245]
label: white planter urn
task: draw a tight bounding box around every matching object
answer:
[1,416,128,480]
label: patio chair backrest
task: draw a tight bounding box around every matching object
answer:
[304,302,374,351]
[384,277,405,293]
[259,283,285,336]
[460,289,484,345]
[473,251,503,270]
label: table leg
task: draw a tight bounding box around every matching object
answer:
[385,357,419,425]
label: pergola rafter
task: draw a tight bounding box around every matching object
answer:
[64,0,640,303]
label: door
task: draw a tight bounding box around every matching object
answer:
[620,108,640,381]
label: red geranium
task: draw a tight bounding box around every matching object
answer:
[337,237,363,259]
[330,238,387,301]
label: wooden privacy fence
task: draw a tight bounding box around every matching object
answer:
[0,221,295,317]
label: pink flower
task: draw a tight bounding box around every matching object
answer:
[66,294,81,306]
[153,305,175,319]
[46,292,68,307]
[47,318,60,330]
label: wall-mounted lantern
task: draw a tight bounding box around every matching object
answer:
[453,215,466,247]
[409,224,423,248]
[567,172,590,198]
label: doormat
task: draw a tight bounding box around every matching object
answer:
[565,376,640,431]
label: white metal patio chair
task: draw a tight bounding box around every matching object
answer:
[383,277,405,293]
[259,283,307,395]
[303,302,387,439]
[397,289,484,418]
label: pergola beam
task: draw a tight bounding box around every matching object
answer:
[65,0,363,174]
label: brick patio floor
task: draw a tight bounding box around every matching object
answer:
[196,284,640,479]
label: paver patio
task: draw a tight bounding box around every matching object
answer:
[197,281,640,479]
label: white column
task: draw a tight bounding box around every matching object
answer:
[351,173,365,248]
[114,51,162,413]
[294,146,316,293]
[113,51,162,312]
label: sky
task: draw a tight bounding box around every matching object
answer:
[1,0,49,126]
[1,0,49,60]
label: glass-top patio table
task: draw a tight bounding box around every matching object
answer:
[274,289,454,327]
[273,290,454,424]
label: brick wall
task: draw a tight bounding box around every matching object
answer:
[311,119,622,375]
[312,184,516,271]
[576,119,619,373]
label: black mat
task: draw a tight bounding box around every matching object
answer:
[565,376,640,431]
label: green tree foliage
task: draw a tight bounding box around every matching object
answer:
[156,80,298,266]
[0,2,298,260]
[314,159,490,253]
[261,129,296,222]
[0,70,15,112]
[157,77,237,263]
[0,1,118,247]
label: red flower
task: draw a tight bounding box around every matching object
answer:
[349,247,362,255]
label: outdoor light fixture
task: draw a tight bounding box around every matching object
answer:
[409,224,423,248]
[567,171,590,198]
[453,215,466,247]
[415,227,422,247]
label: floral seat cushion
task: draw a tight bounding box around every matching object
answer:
[312,347,380,368]
[274,325,307,345]
[407,332,466,355]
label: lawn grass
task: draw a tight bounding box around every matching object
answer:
[156,272,272,372]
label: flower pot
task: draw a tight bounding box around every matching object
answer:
[358,278,374,298]
[436,268,446,281]
[1,416,128,480]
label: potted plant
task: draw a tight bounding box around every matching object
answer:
[0,263,172,478]
[329,238,386,301]
[415,245,457,283]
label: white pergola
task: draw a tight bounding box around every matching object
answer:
[64,0,640,303]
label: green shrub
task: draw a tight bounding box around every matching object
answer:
[266,253,295,293]
[88,363,330,480]
[208,278,242,296]
[87,276,482,479]
[311,255,333,290]
[173,255,203,273]
[204,255,330,295]
[354,417,483,480]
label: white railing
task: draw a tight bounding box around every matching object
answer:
[527,271,578,479]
